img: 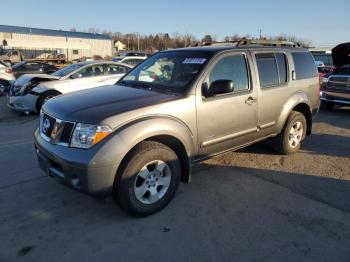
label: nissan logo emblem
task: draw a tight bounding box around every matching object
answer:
[43,119,51,133]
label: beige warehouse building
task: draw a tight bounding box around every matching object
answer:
[0,25,113,61]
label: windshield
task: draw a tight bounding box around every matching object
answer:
[51,63,84,77]
[12,61,26,69]
[120,51,211,92]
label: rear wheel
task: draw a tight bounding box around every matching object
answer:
[37,91,60,111]
[115,141,181,217]
[272,111,307,155]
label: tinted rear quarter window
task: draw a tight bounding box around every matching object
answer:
[292,52,318,80]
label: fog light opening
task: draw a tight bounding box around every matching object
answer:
[71,175,82,189]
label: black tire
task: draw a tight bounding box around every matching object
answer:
[320,100,334,111]
[115,141,181,217]
[272,111,307,155]
[0,80,11,94]
[37,91,60,111]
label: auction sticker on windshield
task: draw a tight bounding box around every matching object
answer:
[182,58,207,64]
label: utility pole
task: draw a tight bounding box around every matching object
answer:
[259,29,262,40]
[137,32,140,51]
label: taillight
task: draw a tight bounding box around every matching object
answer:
[5,68,12,74]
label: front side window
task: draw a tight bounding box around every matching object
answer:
[206,54,250,92]
[121,51,211,93]
[292,52,318,80]
[78,65,105,77]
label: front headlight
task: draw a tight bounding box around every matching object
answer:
[71,123,112,149]
[321,77,328,84]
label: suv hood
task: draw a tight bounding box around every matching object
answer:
[43,84,180,123]
[332,42,350,67]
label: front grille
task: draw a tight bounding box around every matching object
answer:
[327,76,350,89]
[60,122,74,144]
[40,112,75,146]
[42,113,56,138]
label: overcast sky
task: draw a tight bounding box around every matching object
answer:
[1,0,349,48]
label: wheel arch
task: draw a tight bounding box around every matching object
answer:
[277,92,313,136]
[90,117,196,193]
[36,89,62,111]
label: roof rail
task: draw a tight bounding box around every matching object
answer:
[201,38,303,48]
[236,38,302,47]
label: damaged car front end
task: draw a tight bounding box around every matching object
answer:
[7,74,59,113]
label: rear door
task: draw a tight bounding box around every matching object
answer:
[196,51,259,157]
[252,50,291,137]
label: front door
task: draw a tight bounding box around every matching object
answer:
[196,52,258,158]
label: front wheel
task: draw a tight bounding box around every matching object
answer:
[36,91,60,111]
[272,111,307,155]
[115,141,181,217]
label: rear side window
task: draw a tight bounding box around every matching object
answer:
[256,53,288,87]
[276,53,287,83]
[292,52,318,80]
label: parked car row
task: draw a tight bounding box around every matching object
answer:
[7,61,132,113]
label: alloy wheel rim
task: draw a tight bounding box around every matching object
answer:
[288,121,303,148]
[134,160,171,204]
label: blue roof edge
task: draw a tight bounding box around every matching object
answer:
[0,25,112,40]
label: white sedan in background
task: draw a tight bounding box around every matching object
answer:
[7,61,132,113]
[113,56,147,67]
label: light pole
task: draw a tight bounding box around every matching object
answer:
[137,32,140,51]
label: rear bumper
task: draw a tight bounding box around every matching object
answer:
[34,129,116,196]
[7,93,39,112]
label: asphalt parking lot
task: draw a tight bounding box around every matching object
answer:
[0,96,349,262]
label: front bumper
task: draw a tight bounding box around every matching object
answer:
[34,129,116,195]
[7,93,39,112]
[320,90,350,106]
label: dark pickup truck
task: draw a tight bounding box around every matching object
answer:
[320,42,350,110]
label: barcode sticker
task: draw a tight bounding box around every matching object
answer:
[182,58,207,64]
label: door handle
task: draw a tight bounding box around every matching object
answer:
[245,97,257,105]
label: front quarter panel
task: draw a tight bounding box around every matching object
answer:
[90,117,196,188]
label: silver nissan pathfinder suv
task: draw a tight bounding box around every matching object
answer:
[34,40,320,216]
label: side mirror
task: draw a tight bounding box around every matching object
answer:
[205,80,234,97]
[71,73,82,79]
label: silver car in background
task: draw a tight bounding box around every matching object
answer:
[7,61,132,113]
[0,60,15,93]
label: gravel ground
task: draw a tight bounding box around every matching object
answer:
[0,96,349,262]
